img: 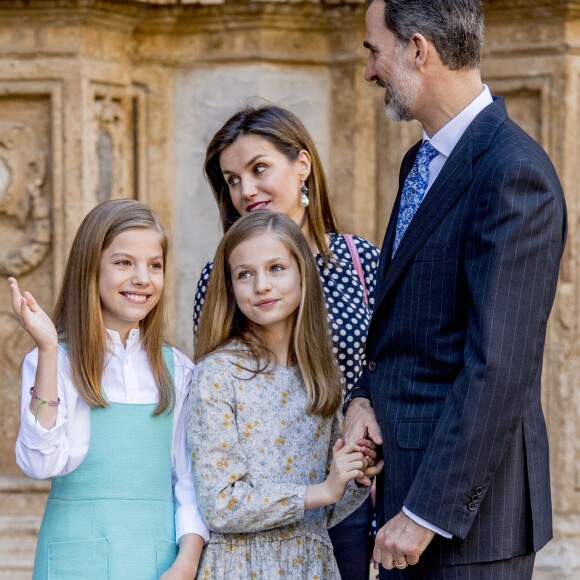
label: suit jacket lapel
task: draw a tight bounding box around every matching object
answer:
[373,97,509,310]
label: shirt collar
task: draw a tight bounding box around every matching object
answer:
[425,84,493,158]
[105,328,141,345]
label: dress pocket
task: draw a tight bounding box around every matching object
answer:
[48,537,109,579]
[155,538,178,577]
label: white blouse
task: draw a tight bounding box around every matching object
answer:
[15,329,209,544]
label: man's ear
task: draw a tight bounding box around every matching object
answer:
[408,32,430,69]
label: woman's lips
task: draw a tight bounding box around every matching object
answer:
[246,201,270,212]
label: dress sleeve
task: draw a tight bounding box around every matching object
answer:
[186,355,307,534]
[353,236,380,307]
[193,261,213,337]
[325,411,370,528]
[171,350,210,544]
[15,347,71,479]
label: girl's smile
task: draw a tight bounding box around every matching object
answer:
[122,292,151,303]
[99,228,164,342]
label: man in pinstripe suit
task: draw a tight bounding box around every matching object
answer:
[343,0,567,578]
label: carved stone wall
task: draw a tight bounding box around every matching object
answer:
[0,0,578,577]
[0,101,53,475]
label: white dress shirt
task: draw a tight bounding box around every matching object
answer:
[15,329,209,544]
[424,85,493,194]
[403,85,494,539]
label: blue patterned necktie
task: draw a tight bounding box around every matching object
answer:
[392,140,439,257]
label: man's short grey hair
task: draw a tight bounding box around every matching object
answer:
[369,0,484,70]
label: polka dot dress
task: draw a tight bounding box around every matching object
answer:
[193,233,380,396]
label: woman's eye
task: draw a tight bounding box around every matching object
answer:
[227,176,240,186]
[150,262,163,271]
[270,264,284,272]
[254,164,266,175]
[237,270,252,279]
[115,260,131,267]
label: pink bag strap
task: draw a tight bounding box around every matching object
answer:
[343,234,369,305]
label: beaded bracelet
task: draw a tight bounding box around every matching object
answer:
[29,386,60,406]
[29,386,60,425]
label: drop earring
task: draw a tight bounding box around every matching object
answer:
[300,184,309,208]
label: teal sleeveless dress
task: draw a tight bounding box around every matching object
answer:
[33,347,178,580]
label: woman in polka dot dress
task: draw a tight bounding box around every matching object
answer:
[193,104,381,580]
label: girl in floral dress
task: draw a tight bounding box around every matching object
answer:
[187,211,375,579]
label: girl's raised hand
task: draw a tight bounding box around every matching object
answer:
[8,277,58,349]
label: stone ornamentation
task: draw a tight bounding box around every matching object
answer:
[0,121,51,277]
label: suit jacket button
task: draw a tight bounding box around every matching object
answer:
[471,495,479,502]
[368,361,377,372]
[467,502,476,511]
[475,487,483,495]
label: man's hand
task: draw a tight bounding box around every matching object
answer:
[373,511,435,570]
[344,398,383,485]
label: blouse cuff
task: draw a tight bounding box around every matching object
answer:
[18,407,66,453]
[176,504,210,545]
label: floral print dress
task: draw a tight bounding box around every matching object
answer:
[187,346,369,579]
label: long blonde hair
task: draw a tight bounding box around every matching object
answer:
[195,212,342,417]
[204,104,341,264]
[53,199,173,415]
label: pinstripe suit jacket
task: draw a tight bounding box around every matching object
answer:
[349,97,567,566]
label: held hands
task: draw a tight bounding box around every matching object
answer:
[356,437,384,483]
[305,439,368,510]
[8,277,57,349]
[344,398,384,485]
[324,438,368,502]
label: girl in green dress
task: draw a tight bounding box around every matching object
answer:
[11,199,208,580]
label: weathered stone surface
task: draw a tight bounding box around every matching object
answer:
[0,100,53,478]
[0,0,577,577]
[0,476,48,577]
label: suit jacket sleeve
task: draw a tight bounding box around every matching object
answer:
[403,151,566,539]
